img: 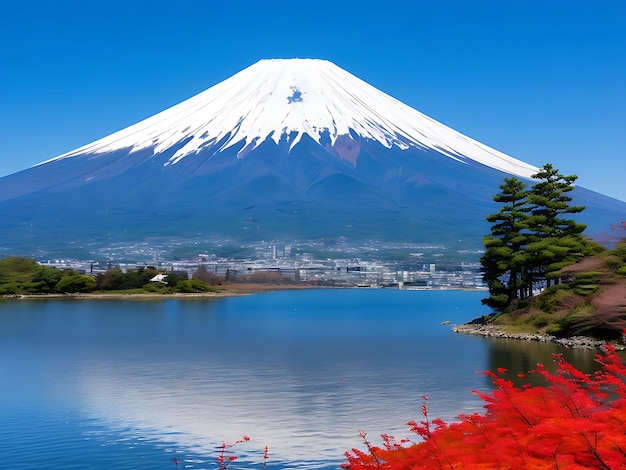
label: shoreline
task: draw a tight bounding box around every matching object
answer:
[0,283,329,301]
[0,284,484,300]
[452,323,624,350]
[2,292,235,300]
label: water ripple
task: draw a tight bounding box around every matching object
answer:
[0,290,593,469]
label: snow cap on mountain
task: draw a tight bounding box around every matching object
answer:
[43,58,538,178]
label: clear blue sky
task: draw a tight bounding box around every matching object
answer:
[1,0,624,201]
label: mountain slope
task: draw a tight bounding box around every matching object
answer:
[34,59,538,179]
[0,59,624,257]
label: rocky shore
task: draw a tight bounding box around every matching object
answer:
[452,323,624,350]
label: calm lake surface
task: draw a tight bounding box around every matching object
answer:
[0,289,605,469]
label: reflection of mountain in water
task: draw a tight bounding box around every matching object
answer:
[1,290,608,468]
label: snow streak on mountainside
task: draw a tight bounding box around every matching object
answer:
[41,59,538,178]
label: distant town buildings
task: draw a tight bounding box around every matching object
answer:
[39,240,486,290]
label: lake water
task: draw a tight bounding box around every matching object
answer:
[0,289,605,469]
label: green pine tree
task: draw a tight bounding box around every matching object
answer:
[481,177,530,309]
[525,164,588,289]
[481,164,596,312]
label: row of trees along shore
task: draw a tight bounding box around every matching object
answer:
[0,259,216,295]
[480,163,601,310]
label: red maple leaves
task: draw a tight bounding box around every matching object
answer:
[344,345,626,469]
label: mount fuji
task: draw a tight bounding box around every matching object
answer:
[1,59,624,257]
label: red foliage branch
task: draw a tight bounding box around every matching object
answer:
[217,435,251,469]
[344,346,626,469]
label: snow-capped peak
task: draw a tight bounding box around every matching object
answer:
[42,58,538,178]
